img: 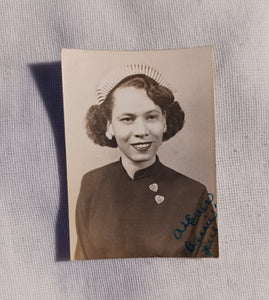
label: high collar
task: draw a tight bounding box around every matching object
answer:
[119,156,162,181]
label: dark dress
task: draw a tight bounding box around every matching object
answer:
[74,157,219,259]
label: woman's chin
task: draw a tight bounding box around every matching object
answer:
[128,152,156,164]
[119,144,159,165]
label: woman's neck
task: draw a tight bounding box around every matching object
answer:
[121,155,156,179]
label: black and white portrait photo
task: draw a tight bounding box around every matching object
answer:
[61,48,219,260]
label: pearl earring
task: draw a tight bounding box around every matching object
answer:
[105,131,113,140]
[163,124,167,132]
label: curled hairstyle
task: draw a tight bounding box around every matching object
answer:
[86,74,185,148]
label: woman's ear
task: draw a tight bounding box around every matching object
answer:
[106,121,115,137]
[105,122,114,140]
[162,112,167,133]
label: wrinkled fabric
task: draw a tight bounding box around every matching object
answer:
[0,1,268,299]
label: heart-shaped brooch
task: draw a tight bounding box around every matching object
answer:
[155,195,165,204]
[149,183,158,192]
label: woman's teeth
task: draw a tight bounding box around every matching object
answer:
[132,143,152,151]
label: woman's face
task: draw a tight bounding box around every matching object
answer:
[107,86,166,164]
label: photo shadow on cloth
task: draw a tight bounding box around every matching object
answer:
[29,62,70,261]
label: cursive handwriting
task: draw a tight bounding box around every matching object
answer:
[200,227,218,256]
[174,193,214,240]
[184,210,217,253]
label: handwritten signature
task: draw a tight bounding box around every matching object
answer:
[200,227,218,256]
[184,211,217,253]
[173,193,218,256]
[173,193,215,240]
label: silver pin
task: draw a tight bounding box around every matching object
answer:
[155,195,165,204]
[149,183,158,192]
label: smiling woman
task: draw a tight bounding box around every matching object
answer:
[74,64,218,259]
[107,86,167,177]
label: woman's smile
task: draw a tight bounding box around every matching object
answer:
[131,142,152,151]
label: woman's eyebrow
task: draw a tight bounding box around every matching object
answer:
[145,109,160,114]
[118,113,136,117]
[117,110,160,117]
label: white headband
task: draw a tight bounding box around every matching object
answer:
[96,64,170,104]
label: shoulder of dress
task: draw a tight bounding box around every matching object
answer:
[78,161,120,197]
[160,163,207,192]
[82,161,120,181]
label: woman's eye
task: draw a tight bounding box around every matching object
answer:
[120,117,133,123]
[147,115,158,120]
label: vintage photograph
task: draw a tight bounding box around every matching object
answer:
[61,48,219,260]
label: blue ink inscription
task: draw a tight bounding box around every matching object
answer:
[184,210,217,253]
[173,193,214,240]
[201,227,218,256]
[173,193,218,256]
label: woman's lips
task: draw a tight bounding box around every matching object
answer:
[131,142,152,151]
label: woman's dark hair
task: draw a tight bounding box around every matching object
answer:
[85,74,185,148]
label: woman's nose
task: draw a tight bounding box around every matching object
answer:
[133,119,149,137]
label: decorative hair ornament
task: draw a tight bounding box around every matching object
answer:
[96,64,170,104]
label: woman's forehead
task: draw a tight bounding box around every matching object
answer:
[112,86,161,114]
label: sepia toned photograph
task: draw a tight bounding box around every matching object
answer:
[61,47,219,260]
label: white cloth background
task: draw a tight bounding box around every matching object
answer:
[0,1,268,299]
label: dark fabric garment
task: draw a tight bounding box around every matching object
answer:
[74,157,219,259]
